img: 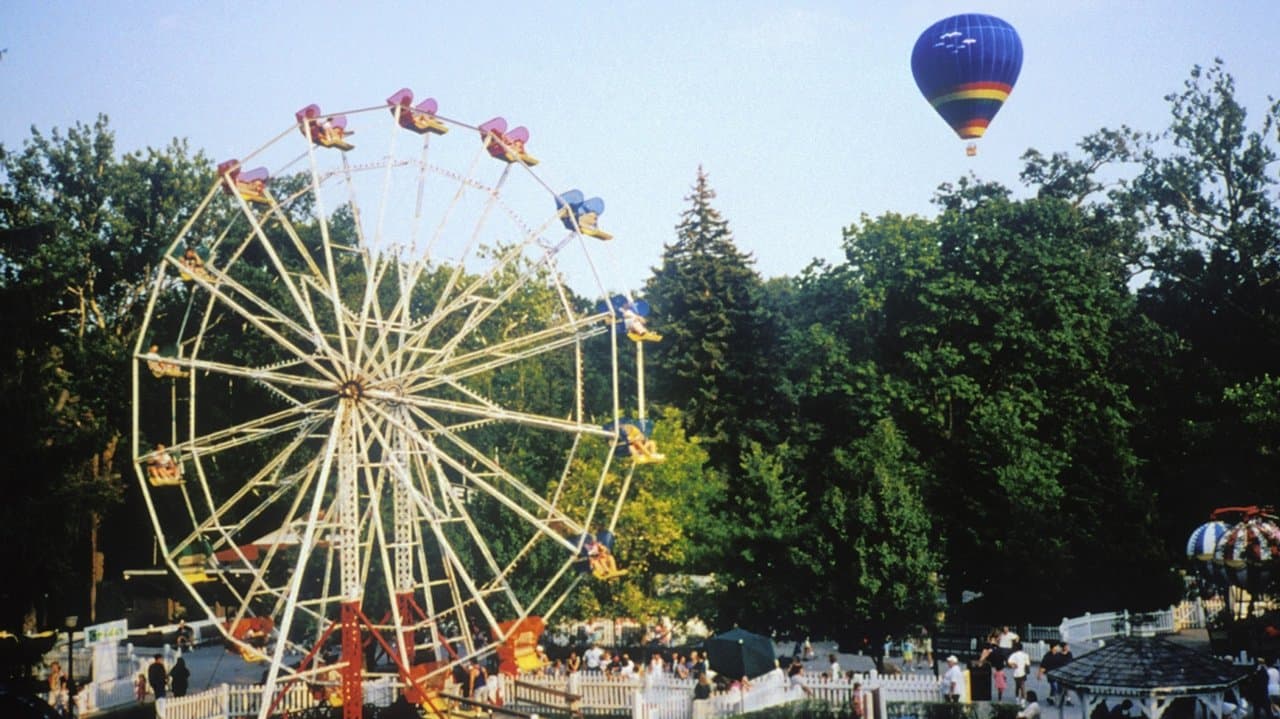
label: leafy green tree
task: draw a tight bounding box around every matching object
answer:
[644,168,781,465]
[806,188,1179,620]
[0,116,215,628]
[554,408,722,622]
[1125,61,1280,537]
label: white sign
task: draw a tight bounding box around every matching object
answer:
[84,619,128,646]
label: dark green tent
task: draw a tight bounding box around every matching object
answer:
[705,628,776,679]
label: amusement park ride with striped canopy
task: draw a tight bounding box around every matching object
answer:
[131,89,662,719]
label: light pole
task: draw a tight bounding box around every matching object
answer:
[64,615,78,717]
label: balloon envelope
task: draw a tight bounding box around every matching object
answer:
[911,13,1023,140]
[1187,521,1230,563]
[1215,517,1280,590]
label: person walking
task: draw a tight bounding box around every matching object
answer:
[919,627,935,673]
[170,657,191,697]
[1007,641,1031,706]
[943,656,964,703]
[992,660,1008,701]
[148,655,169,700]
[1038,642,1066,705]
[1249,657,1273,719]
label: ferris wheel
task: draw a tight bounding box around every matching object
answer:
[131,89,651,716]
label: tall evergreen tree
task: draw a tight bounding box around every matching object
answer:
[644,168,780,464]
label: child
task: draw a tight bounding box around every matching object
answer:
[993,664,1008,701]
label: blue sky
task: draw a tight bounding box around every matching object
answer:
[2,1,1277,292]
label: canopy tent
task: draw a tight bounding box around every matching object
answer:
[705,628,777,680]
[1048,636,1248,719]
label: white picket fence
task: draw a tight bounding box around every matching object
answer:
[154,676,401,719]
[79,675,140,715]
[515,668,960,719]
[1058,607,1179,644]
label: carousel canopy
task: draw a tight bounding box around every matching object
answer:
[1048,636,1247,696]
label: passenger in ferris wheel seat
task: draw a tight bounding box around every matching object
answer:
[147,443,182,484]
[314,116,354,150]
[586,537,625,579]
[218,160,271,205]
[296,104,355,151]
[387,90,449,135]
[179,247,213,283]
[147,344,186,379]
[237,171,270,203]
[574,197,612,241]
[623,423,665,464]
[479,117,539,166]
[623,307,662,343]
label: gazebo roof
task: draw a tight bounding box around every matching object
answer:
[1048,636,1248,696]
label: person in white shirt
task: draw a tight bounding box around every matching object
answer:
[1007,643,1032,705]
[584,644,604,672]
[829,653,841,678]
[997,627,1018,650]
[943,656,964,703]
[1017,691,1042,719]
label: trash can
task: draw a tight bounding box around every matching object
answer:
[968,662,992,701]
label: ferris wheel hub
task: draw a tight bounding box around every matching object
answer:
[338,378,366,400]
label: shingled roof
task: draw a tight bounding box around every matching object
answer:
[1048,636,1249,696]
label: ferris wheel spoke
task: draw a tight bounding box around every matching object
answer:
[180,268,342,384]
[409,509,506,645]
[352,406,473,638]
[426,165,512,331]
[389,402,590,547]
[302,144,355,364]
[190,419,327,553]
[420,229,577,369]
[380,388,611,440]
[361,405,528,614]
[258,400,347,704]
[163,352,337,396]
[348,250,398,371]
[247,187,354,376]
[396,238,571,375]
[179,396,333,458]
[368,401,566,546]
[392,314,608,397]
[363,417,508,642]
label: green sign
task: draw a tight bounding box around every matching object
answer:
[85,619,128,646]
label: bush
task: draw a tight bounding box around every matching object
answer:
[887,702,978,719]
[741,699,857,719]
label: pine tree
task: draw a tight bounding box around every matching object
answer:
[644,167,780,464]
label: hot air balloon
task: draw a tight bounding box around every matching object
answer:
[1187,520,1231,590]
[911,13,1023,156]
[1215,517,1280,592]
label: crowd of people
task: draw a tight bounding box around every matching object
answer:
[526,644,716,682]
